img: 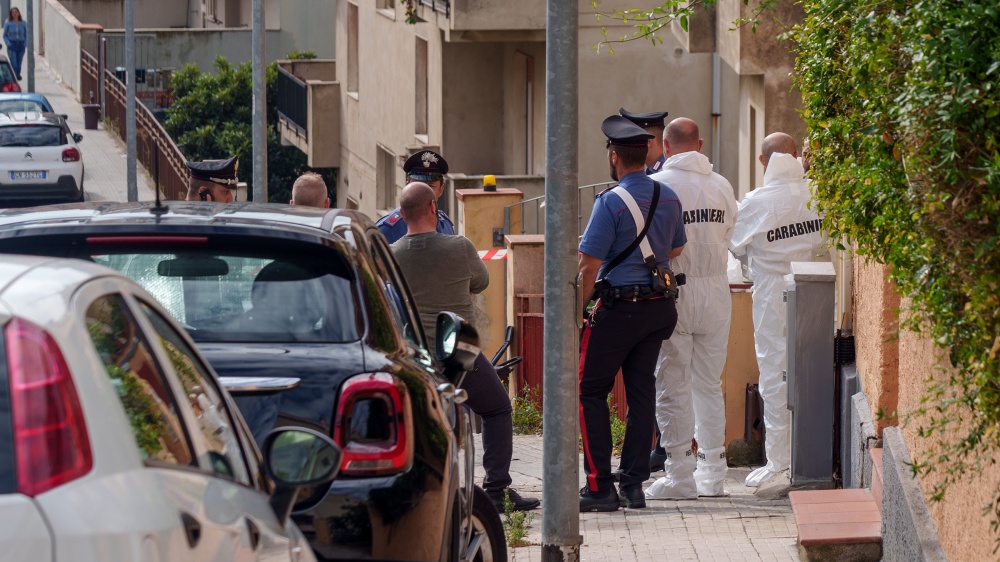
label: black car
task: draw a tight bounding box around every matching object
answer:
[0,202,506,562]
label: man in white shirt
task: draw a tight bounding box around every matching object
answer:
[645,118,738,499]
[729,132,829,487]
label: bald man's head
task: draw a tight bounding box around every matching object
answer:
[664,118,701,154]
[290,172,330,208]
[399,182,437,223]
[760,132,798,167]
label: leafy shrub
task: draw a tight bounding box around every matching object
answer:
[164,56,335,204]
[511,386,543,435]
[793,0,1000,533]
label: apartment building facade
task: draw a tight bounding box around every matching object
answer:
[312,0,805,219]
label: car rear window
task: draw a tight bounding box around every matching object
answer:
[92,250,361,344]
[0,101,46,113]
[0,125,65,147]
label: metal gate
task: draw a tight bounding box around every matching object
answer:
[514,293,627,422]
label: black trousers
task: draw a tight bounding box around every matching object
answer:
[579,298,677,492]
[460,351,514,492]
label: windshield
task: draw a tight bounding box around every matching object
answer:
[0,101,47,113]
[93,251,361,344]
[0,124,64,147]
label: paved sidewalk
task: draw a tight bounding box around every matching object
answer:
[31,57,156,203]
[476,435,800,561]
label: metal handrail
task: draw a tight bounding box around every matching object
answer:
[276,65,308,134]
[102,64,188,200]
[502,181,615,237]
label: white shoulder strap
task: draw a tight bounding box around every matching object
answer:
[611,186,654,261]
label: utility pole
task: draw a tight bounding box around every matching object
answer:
[251,0,267,202]
[125,0,137,201]
[25,0,33,92]
[541,0,580,560]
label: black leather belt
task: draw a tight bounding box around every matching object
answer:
[601,284,666,303]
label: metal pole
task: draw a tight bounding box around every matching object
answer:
[251,0,267,202]
[125,0,137,201]
[542,0,579,559]
[25,0,33,92]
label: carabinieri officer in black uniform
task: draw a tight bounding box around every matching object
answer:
[376,150,456,243]
[619,107,669,175]
[577,115,686,512]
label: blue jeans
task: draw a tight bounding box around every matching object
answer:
[6,41,24,77]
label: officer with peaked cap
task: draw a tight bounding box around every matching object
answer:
[577,115,686,512]
[185,155,239,203]
[376,149,455,244]
[620,107,669,175]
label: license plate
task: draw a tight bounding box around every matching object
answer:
[11,171,46,181]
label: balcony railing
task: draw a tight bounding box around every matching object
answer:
[419,0,450,16]
[277,66,308,135]
[275,60,339,168]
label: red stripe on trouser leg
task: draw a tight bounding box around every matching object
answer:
[579,319,599,492]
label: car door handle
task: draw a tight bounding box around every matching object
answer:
[180,511,201,549]
[246,517,261,551]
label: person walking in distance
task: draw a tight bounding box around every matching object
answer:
[644,118,738,500]
[730,132,829,487]
[391,182,540,512]
[3,8,26,82]
[577,115,686,512]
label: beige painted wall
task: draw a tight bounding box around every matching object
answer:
[40,0,83,96]
[854,262,1000,558]
[853,259,899,433]
[337,0,768,218]
[56,0,186,28]
[895,325,1000,561]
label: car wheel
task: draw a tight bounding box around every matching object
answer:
[471,485,507,562]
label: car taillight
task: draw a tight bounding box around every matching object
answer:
[332,373,413,476]
[6,318,92,496]
[1,83,20,93]
[62,147,80,162]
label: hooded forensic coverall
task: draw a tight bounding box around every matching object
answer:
[729,152,829,487]
[645,151,738,499]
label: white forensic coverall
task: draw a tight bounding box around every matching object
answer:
[729,152,829,487]
[645,151,738,500]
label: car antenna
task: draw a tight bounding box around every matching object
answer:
[149,184,169,218]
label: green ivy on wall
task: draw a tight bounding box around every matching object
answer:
[793,0,1000,533]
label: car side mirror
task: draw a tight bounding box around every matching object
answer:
[435,311,481,383]
[263,427,342,524]
[72,133,83,143]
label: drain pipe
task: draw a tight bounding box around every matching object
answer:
[711,53,721,173]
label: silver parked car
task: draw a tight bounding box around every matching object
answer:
[0,254,341,561]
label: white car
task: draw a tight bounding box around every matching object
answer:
[0,255,339,562]
[0,112,85,203]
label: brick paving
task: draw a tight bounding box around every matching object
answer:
[33,56,155,202]
[476,435,801,561]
